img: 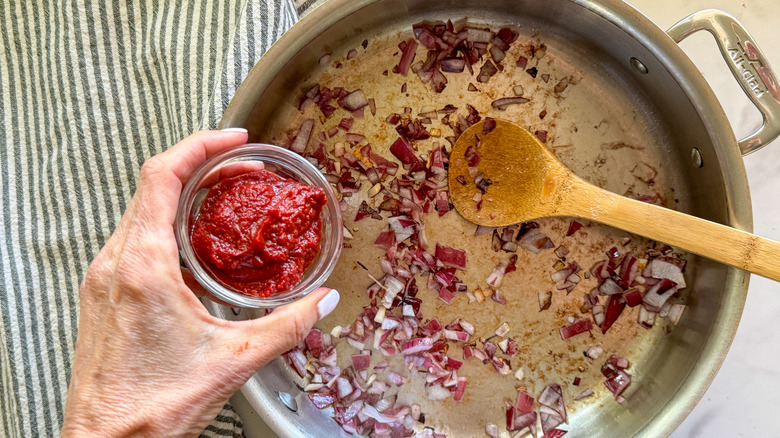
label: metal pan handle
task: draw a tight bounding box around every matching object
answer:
[667,9,780,156]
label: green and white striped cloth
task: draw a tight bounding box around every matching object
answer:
[0,0,319,436]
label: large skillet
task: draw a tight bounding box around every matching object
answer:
[209,0,780,436]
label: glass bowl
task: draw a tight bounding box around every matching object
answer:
[175,144,343,308]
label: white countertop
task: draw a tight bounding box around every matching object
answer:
[236,1,780,436]
[628,1,780,437]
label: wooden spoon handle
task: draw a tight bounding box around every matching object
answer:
[560,178,780,282]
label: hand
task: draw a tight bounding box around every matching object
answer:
[60,130,340,437]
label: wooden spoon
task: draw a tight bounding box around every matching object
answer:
[448,118,780,281]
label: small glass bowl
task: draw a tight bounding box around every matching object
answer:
[175,144,343,308]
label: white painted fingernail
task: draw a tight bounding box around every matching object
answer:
[316,289,340,320]
[221,127,248,133]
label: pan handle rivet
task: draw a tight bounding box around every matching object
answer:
[691,147,704,168]
[277,391,298,412]
[630,57,648,74]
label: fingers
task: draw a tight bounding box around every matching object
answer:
[155,129,249,184]
[235,288,340,364]
[200,160,265,188]
[131,129,248,233]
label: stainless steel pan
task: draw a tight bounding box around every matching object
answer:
[210,0,780,436]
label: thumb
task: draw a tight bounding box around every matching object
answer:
[238,287,340,363]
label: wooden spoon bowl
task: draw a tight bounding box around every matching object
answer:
[448,118,780,281]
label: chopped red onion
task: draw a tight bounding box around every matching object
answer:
[477,60,498,83]
[642,278,677,311]
[495,322,510,337]
[601,294,626,334]
[668,303,685,325]
[539,405,564,434]
[387,216,416,242]
[539,290,552,311]
[289,119,315,154]
[465,27,494,43]
[585,345,603,360]
[637,305,657,328]
[644,259,686,288]
[389,136,421,166]
[489,45,506,63]
[554,77,570,94]
[438,287,455,304]
[286,348,308,377]
[487,259,510,287]
[604,368,632,399]
[308,391,335,408]
[560,318,593,340]
[386,371,406,386]
[574,389,594,400]
[305,329,325,358]
[492,96,530,110]
[434,244,467,270]
[381,275,405,309]
[400,338,434,355]
[566,220,583,236]
[598,277,623,296]
[440,57,466,73]
[516,224,553,251]
[397,38,418,76]
[339,89,369,111]
[623,289,643,307]
[351,354,371,371]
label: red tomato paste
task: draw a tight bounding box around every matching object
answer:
[191,170,327,297]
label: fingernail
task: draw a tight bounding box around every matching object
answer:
[316,289,340,320]
[221,127,248,133]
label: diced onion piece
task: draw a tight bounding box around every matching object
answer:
[286,348,308,377]
[539,290,552,311]
[601,294,626,334]
[668,303,686,325]
[491,96,530,110]
[585,345,603,360]
[598,277,623,296]
[560,319,593,340]
[638,306,657,328]
[435,244,467,270]
[289,119,315,154]
[381,275,405,309]
[644,259,686,288]
[466,28,494,43]
[389,136,421,166]
[495,322,510,337]
[351,354,371,371]
[400,337,434,355]
[624,289,643,307]
[387,215,416,242]
[339,89,369,111]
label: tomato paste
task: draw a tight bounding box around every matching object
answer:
[191,170,327,297]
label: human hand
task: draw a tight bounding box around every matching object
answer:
[60,130,340,437]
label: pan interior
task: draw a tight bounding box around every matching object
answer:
[217,1,746,437]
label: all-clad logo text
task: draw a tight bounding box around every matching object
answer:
[729,46,765,98]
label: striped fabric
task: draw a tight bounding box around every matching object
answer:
[294,0,327,16]
[0,0,297,436]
